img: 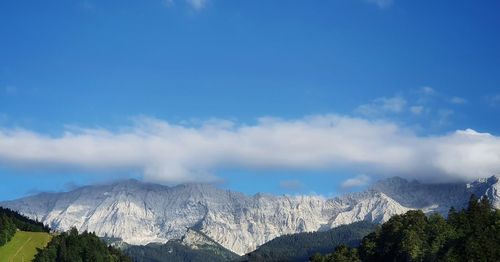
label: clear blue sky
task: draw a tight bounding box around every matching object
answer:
[1,0,500,201]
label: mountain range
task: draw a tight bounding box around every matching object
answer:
[1,175,498,255]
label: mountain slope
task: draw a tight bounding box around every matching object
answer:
[1,176,498,255]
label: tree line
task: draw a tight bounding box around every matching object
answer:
[0,206,50,246]
[34,227,131,262]
[311,195,500,262]
[0,213,16,246]
[1,206,131,261]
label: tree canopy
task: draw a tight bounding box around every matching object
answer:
[34,227,131,262]
[312,195,500,262]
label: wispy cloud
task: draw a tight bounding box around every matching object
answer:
[186,0,208,10]
[4,86,18,95]
[162,0,208,11]
[1,115,499,184]
[486,94,500,107]
[355,87,468,129]
[341,174,370,189]
[365,0,394,9]
[162,0,175,8]
[279,180,304,191]
[450,97,467,105]
[410,105,424,115]
[434,109,454,126]
[355,96,407,117]
[419,86,436,95]
[2,86,41,97]
[81,0,95,10]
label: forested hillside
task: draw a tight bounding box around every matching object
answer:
[312,195,500,262]
[0,213,16,247]
[243,221,376,262]
[0,207,49,246]
[124,240,239,262]
[34,227,131,262]
[1,206,131,261]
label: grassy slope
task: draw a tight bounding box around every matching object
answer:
[0,231,52,262]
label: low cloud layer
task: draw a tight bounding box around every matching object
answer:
[1,115,499,184]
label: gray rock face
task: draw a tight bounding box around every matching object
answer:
[1,176,498,255]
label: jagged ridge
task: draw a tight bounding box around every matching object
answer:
[1,176,498,255]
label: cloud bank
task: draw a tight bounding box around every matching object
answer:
[1,115,499,184]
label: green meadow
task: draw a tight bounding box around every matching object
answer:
[0,231,51,262]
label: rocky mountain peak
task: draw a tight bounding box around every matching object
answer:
[1,175,498,255]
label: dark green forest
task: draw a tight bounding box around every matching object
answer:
[0,213,16,246]
[311,195,500,262]
[0,207,49,246]
[124,240,240,262]
[34,227,131,262]
[243,221,376,262]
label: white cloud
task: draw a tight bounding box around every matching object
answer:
[0,115,499,184]
[365,0,394,9]
[341,174,370,189]
[450,97,467,105]
[455,128,491,137]
[355,96,407,117]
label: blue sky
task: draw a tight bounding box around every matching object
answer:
[1,0,500,201]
